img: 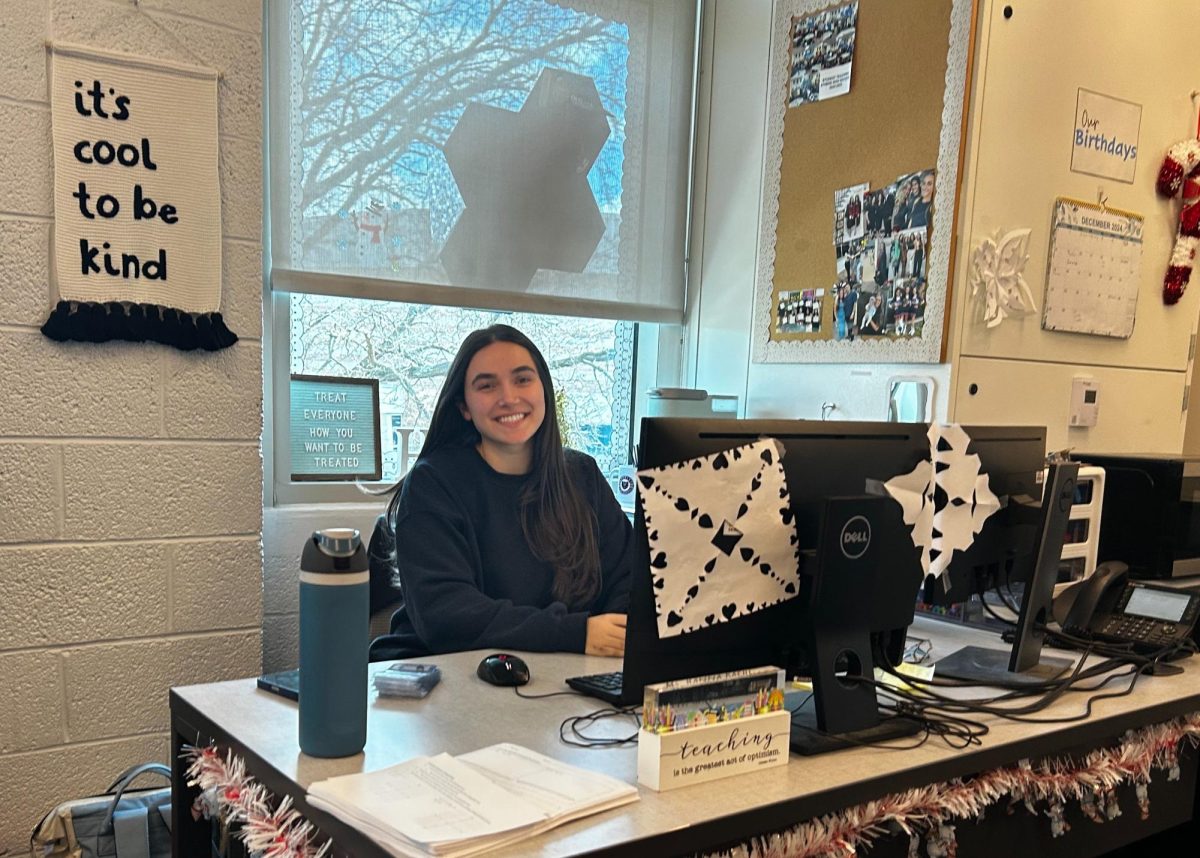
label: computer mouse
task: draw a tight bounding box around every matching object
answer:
[477,653,530,687]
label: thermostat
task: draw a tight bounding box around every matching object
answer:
[1069,377,1099,428]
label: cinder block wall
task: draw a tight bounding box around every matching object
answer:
[263,505,382,673]
[0,0,263,851]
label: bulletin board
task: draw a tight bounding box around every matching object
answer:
[753,0,976,363]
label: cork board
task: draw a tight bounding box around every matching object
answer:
[753,0,976,363]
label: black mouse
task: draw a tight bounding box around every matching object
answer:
[477,653,530,687]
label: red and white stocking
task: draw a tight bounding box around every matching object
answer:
[1155,138,1200,305]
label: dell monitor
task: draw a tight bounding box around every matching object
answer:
[617,418,933,706]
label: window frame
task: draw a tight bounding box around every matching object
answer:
[266,290,658,506]
[261,0,699,507]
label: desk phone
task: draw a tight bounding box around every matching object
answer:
[1062,563,1200,651]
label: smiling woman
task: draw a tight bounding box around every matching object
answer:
[379,324,634,659]
[458,339,548,475]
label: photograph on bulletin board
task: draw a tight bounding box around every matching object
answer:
[754,0,975,364]
[787,1,859,107]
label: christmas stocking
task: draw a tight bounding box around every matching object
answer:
[1155,138,1200,304]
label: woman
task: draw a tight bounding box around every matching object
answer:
[860,293,881,336]
[893,175,920,232]
[384,324,632,657]
[908,170,935,229]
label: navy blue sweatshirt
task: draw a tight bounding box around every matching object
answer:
[389,446,633,655]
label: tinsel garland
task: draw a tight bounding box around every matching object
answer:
[705,711,1200,858]
[183,712,1200,858]
[183,745,331,858]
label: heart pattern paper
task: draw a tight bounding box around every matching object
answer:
[636,438,801,638]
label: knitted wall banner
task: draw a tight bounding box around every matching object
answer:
[43,43,236,351]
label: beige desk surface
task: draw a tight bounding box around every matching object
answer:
[171,617,1200,857]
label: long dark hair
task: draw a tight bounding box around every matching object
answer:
[389,324,601,607]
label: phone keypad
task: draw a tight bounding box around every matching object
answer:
[1096,615,1181,647]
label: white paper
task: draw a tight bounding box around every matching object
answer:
[306,743,637,858]
[459,743,636,822]
[637,438,801,638]
[883,424,1001,583]
[1070,88,1141,183]
[308,753,542,847]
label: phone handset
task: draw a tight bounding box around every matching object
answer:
[1057,561,1130,635]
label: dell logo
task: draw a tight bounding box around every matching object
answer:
[839,515,871,560]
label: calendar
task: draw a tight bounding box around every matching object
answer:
[1042,197,1143,339]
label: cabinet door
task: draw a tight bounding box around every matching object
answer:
[952,356,1185,454]
[953,0,1199,372]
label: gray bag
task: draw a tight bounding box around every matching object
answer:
[30,763,171,858]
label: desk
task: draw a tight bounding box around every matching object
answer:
[170,617,1200,857]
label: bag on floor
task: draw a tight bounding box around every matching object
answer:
[30,762,171,858]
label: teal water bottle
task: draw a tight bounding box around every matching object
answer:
[299,528,369,757]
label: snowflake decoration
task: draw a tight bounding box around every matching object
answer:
[969,228,1037,328]
[883,424,1001,584]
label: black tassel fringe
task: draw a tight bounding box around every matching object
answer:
[41,301,238,351]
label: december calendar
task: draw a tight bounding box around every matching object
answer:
[1042,197,1143,339]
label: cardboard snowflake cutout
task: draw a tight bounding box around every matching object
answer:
[883,424,1001,585]
[636,438,801,638]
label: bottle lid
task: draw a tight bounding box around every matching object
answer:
[302,528,367,574]
[315,528,361,557]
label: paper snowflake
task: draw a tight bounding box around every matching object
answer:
[884,424,1001,584]
[969,228,1037,328]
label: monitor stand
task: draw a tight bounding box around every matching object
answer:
[788,496,926,755]
[934,644,1072,686]
[932,462,1082,688]
[789,697,923,756]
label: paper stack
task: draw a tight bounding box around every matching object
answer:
[306,743,638,857]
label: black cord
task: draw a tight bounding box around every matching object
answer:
[513,686,587,700]
[558,706,641,748]
[870,645,1157,727]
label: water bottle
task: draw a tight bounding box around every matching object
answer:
[299,527,369,757]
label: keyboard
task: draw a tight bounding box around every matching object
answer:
[565,670,626,705]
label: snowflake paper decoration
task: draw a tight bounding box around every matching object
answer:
[969,228,1037,328]
[883,424,1001,585]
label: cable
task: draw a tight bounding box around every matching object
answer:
[558,706,641,748]
[513,686,587,700]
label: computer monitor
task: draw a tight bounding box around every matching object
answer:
[620,417,935,710]
[932,461,1079,685]
[918,425,1050,609]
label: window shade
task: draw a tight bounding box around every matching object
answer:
[268,0,697,323]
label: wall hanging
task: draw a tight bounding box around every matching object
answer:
[41,43,236,350]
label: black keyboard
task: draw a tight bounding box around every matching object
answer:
[565,670,626,705]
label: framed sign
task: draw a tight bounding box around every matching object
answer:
[290,375,382,482]
[753,0,976,363]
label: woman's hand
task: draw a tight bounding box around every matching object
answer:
[585,613,627,657]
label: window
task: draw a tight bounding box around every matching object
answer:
[289,294,636,484]
[266,0,696,500]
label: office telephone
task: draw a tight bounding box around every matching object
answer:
[1057,561,1200,651]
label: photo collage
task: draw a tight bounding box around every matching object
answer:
[833,169,935,341]
[788,1,859,107]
